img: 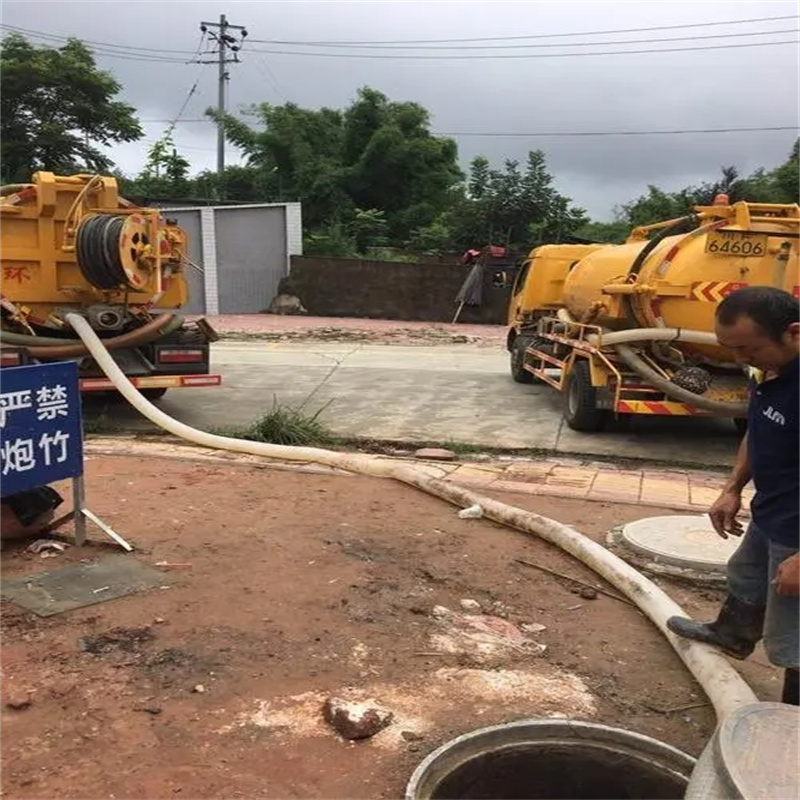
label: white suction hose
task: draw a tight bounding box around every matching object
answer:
[588,328,719,347]
[66,313,757,720]
[552,310,718,348]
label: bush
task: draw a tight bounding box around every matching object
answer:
[242,398,334,447]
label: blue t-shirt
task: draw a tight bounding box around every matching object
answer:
[747,357,799,548]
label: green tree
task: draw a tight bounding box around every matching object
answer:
[607,146,800,232]
[446,150,587,250]
[0,33,142,182]
[408,216,454,254]
[573,219,632,244]
[125,132,191,197]
[207,100,350,223]
[191,165,269,202]
[350,208,389,252]
[757,139,798,203]
[468,156,490,199]
[207,87,463,246]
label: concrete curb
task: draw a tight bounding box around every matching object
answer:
[84,437,749,517]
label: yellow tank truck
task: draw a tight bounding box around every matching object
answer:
[507,196,799,432]
[0,172,220,398]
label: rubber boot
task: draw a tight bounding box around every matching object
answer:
[666,595,765,660]
[782,668,799,706]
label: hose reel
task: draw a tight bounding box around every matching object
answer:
[76,213,156,292]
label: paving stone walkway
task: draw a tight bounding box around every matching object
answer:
[85,438,748,517]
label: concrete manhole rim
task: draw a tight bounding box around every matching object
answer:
[605,529,727,588]
[614,514,739,573]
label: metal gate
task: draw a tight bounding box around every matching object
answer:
[157,202,303,315]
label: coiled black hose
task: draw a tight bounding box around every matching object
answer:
[76,214,129,289]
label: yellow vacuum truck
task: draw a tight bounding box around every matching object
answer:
[507,196,799,431]
[0,172,220,397]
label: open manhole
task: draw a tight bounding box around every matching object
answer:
[407,719,694,800]
[606,515,741,586]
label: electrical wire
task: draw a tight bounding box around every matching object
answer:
[158,33,208,140]
[255,28,799,51]
[0,23,200,55]
[3,19,798,62]
[254,56,289,102]
[437,126,799,137]
[135,120,799,137]
[239,39,800,60]
[249,13,800,45]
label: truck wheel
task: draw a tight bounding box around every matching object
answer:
[510,335,535,383]
[141,387,168,400]
[563,360,608,432]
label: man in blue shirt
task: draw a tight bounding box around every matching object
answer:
[668,286,799,706]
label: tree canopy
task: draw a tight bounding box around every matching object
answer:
[438,151,588,251]
[0,33,143,183]
[204,88,463,241]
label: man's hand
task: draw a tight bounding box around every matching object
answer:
[773,553,800,597]
[709,489,744,539]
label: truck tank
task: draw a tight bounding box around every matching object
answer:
[1,172,219,393]
[1,172,188,325]
[560,199,799,364]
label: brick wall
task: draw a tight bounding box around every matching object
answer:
[281,256,515,325]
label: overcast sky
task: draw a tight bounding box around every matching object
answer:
[3,0,799,219]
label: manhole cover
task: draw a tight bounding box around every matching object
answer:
[715,702,800,800]
[618,515,740,573]
[0,554,169,617]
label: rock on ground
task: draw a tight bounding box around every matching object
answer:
[322,696,394,740]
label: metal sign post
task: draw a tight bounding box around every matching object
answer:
[0,362,131,551]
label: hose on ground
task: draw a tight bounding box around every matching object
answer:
[2,314,182,358]
[614,343,748,416]
[65,311,758,722]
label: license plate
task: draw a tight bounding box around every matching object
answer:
[705,230,768,257]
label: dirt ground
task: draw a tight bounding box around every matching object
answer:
[0,455,782,800]
[193,314,507,348]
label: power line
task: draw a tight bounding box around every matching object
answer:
[434,126,799,137]
[251,14,799,45]
[157,34,209,139]
[136,121,796,137]
[0,27,192,63]
[258,28,798,51]
[0,24,200,55]
[4,19,798,62]
[254,56,289,102]
[229,39,800,60]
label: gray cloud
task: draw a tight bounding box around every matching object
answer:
[4,0,798,218]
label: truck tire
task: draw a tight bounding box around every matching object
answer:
[563,360,609,432]
[141,387,168,400]
[511,335,543,384]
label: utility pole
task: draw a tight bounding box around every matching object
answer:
[197,15,248,186]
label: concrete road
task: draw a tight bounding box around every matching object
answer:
[99,340,740,467]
